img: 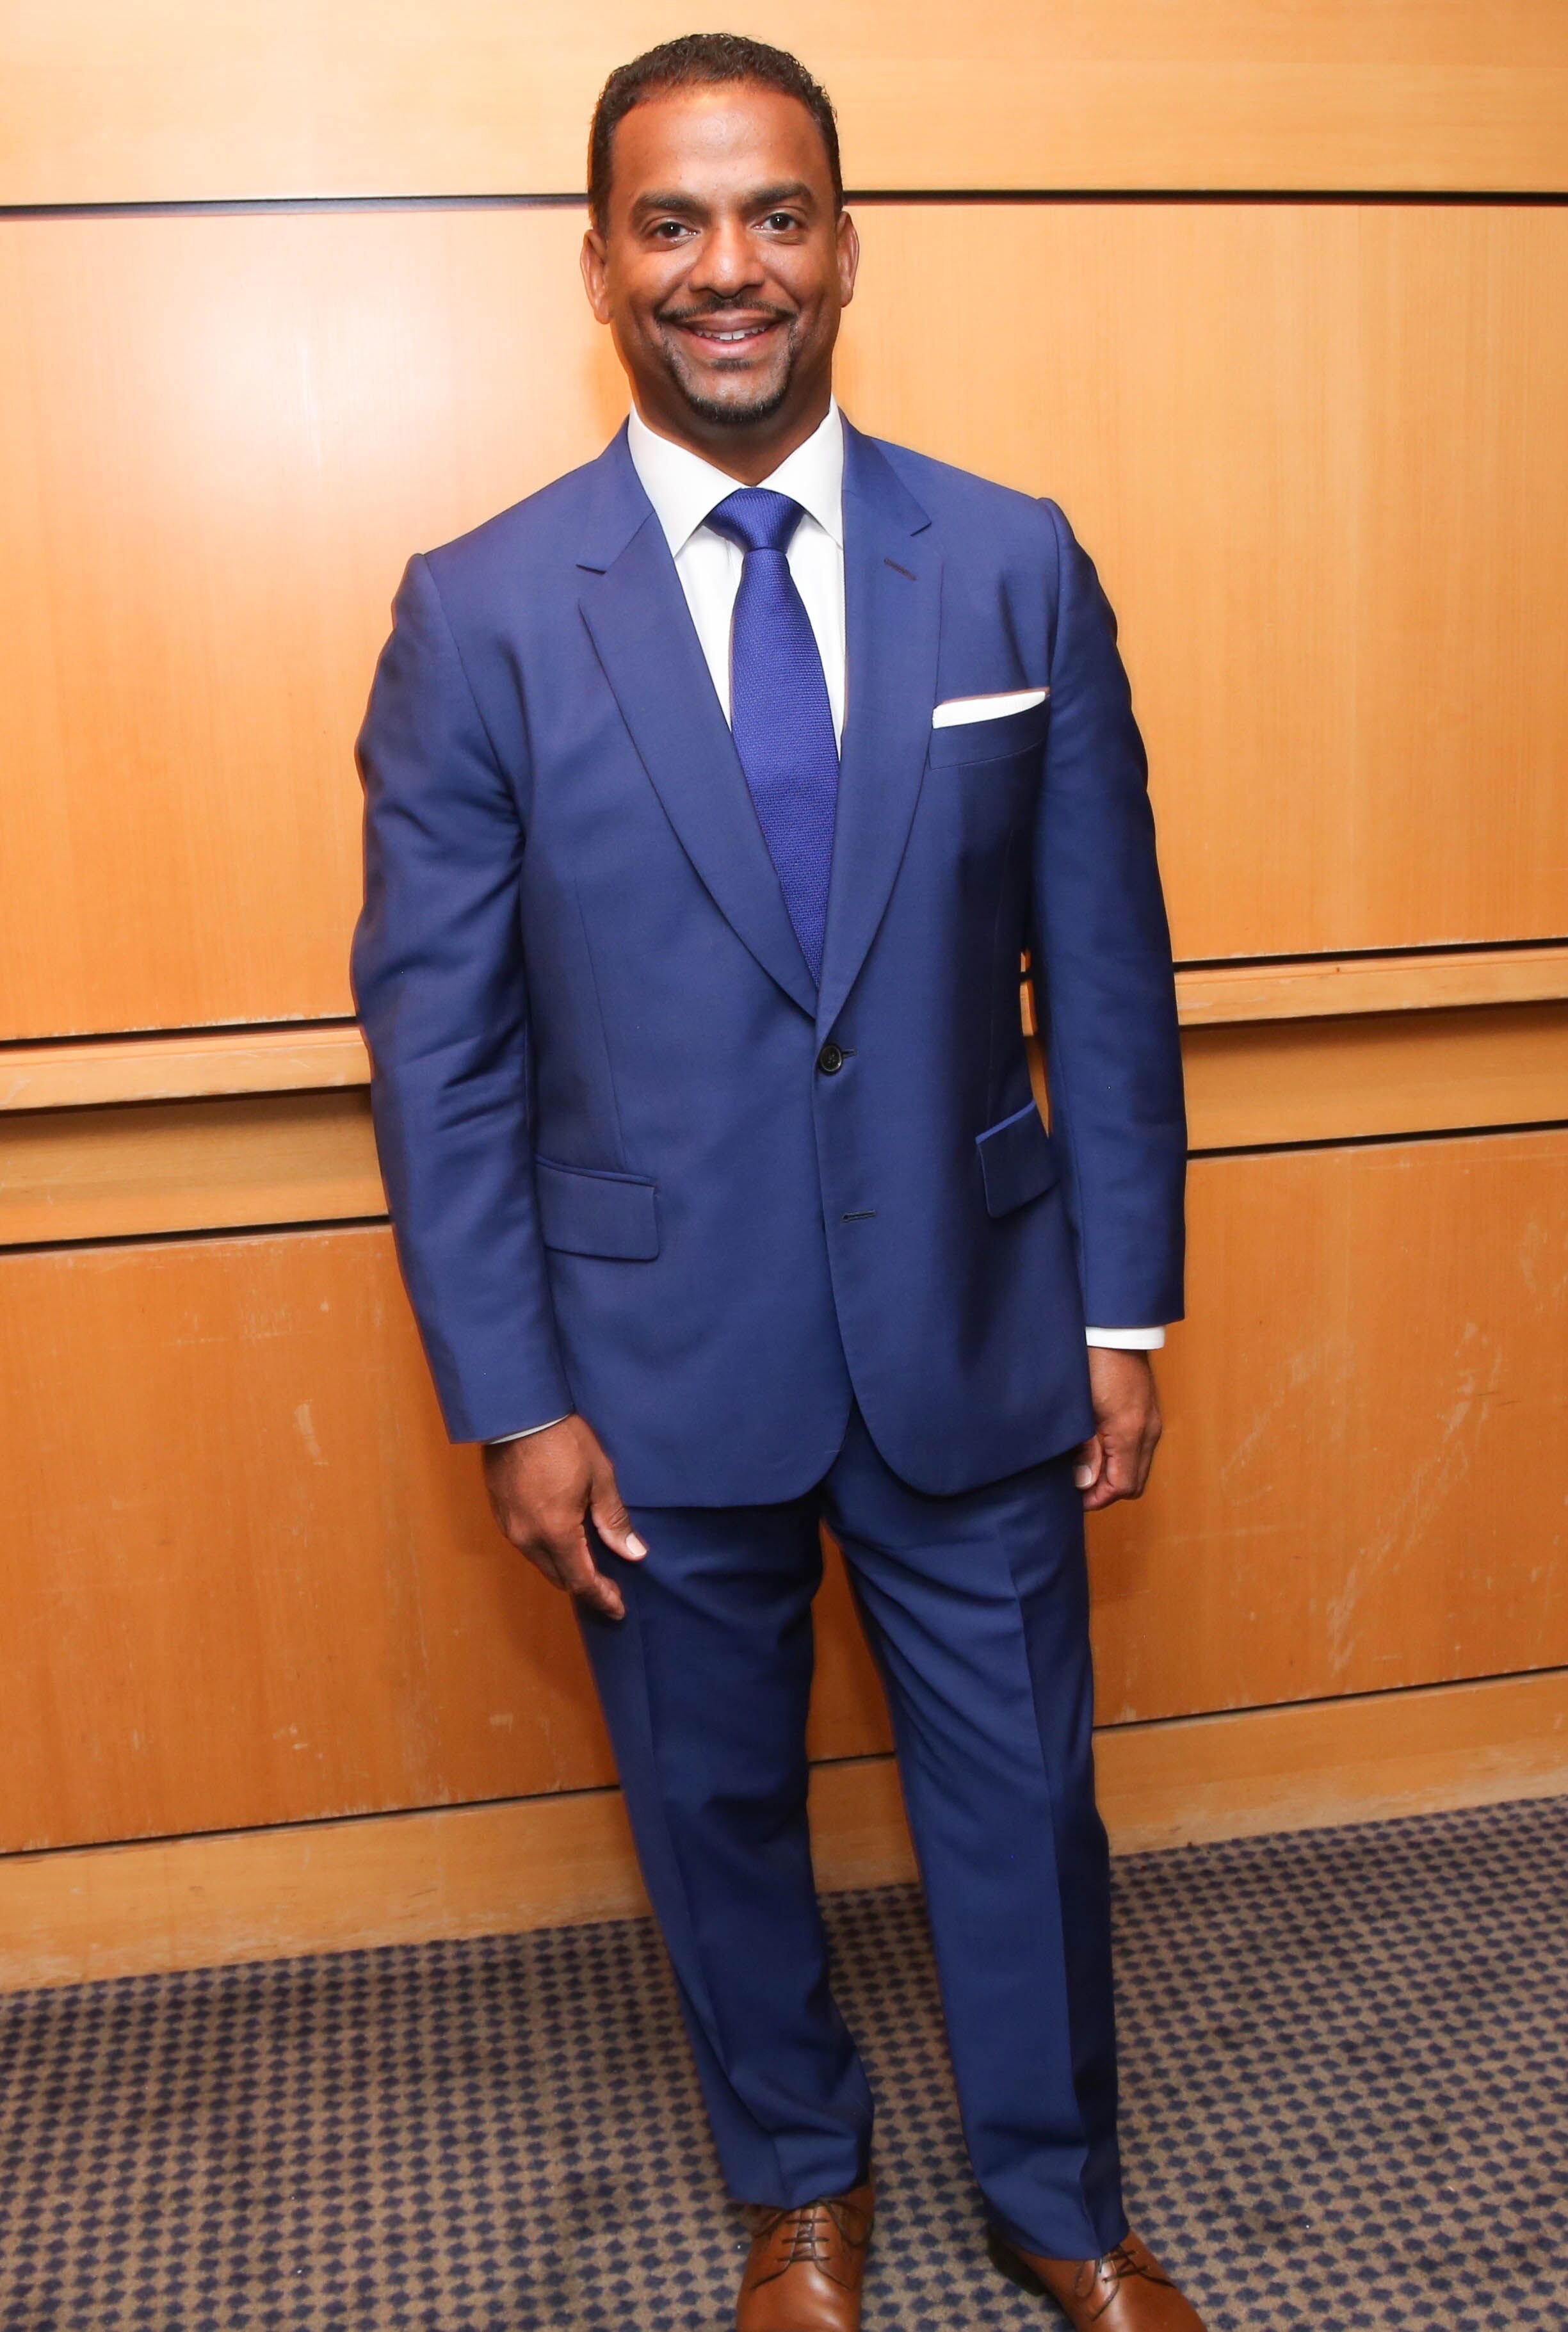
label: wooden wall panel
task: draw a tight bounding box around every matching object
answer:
[0,1220,884,1855]
[0,1226,615,1854]
[3,1,1564,206]
[1093,1127,1568,1722]
[4,1127,1564,1856]
[0,209,622,1040]
[4,203,1566,1038]
[849,203,1568,960]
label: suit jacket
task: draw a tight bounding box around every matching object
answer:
[351,419,1186,1505]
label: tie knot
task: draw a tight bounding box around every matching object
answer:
[707,487,804,558]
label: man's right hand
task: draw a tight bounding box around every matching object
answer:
[481,1416,646,1623]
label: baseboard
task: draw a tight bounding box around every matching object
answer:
[1093,1664,1568,1849]
[2,1666,1564,1994]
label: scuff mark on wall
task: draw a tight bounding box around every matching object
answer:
[293,1402,325,1464]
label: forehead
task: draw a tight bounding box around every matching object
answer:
[608,83,833,209]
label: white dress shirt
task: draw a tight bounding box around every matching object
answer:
[490,407,1163,1441]
[627,400,848,740]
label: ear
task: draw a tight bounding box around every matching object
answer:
[580,227,612,324]
[836,209,861,309]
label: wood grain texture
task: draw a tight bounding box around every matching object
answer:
[1182,1001,1568,1151]
[3,1667,1564,1993]
[4,202,1566,1039]
[0,1226,618,1854]
[2,0,1564,206]
[1092,1128,1568,1722]
[0,1024,367,1111]
[0,1090,384,1243]
[3,1130,1565,1854]
[1096,1668,1568,1852]
[1174,944,1568,1025]
[0,1219,875,1852]
[0,210,623,1041]
[847,202,1568,964]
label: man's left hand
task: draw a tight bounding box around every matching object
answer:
[1075,1348,1163,1512]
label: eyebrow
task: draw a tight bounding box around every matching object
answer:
[629,180,819,223]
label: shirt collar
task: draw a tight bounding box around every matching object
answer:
[626,398,845,556]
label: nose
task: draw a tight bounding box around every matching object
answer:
[690,213,762,300]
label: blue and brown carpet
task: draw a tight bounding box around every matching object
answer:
[1,1796,1564,2329]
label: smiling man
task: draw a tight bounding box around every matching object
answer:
[352,33,1198,2332]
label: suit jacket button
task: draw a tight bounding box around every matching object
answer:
[816,1042,845,1075]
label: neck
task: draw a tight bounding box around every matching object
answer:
[631,382,834,485]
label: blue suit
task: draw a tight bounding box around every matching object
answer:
[353,419,1185,2256]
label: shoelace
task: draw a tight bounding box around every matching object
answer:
[782,2205,837,2269]
[1083,2241,1172,2297]
[750,2199,868,2287]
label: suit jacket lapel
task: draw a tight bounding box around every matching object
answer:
[577,432,818,1020]
[816,424,940,1039]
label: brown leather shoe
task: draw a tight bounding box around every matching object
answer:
[989,2227,1208,2328]
[736,2180,873,2331]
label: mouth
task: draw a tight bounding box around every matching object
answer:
[663,312,788,355]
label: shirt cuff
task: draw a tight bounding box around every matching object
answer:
[486,1414,573,1446]
[1085,1325,1166,1350]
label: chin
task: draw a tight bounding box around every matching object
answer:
[657,339,796,430]
[677,372,793,429]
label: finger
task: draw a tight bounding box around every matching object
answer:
[588,1471,648,1562]
[1074,1434,1103,1494]
[1085,1429,1139,1510]
[1129,1405,1163,1495]
[554,1527,626,1623]
[520,1539,570,1592]
[514,1534,599,1602]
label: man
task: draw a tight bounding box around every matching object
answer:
[353,33,1200,2331]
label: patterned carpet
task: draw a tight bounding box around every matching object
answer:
[1,1797,1564,2331]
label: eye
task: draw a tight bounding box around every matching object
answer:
[651,219,693,241]
[761,211,801,232]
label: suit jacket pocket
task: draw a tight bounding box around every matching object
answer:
[535,1157,659,1259]
[975,1101,1059,1218]
[927,699,1051,768]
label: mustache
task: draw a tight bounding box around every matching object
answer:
[655,299,797,328]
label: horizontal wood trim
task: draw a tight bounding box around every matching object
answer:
[2,1667,1562,1993]
[3,1001,1564,1248]
[8,947,1566,1115]
[3,1,1565,207]
[1183,999,1568,1150]
[0,1024,369,1111]
[1174,942,1568,1024]
[0,1089,383,1245]
[1096,1667,1568,1849]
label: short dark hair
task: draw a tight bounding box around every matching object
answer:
[588,33,843,230]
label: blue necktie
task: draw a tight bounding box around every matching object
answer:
[707,489,839,985]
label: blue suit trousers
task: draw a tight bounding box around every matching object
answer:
[578,1403,1128,2260]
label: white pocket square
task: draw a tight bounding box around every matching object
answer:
[932,688,1049,729]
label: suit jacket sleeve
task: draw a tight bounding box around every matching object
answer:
[1032,500,1187,1330]
[350,551,572,1443]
